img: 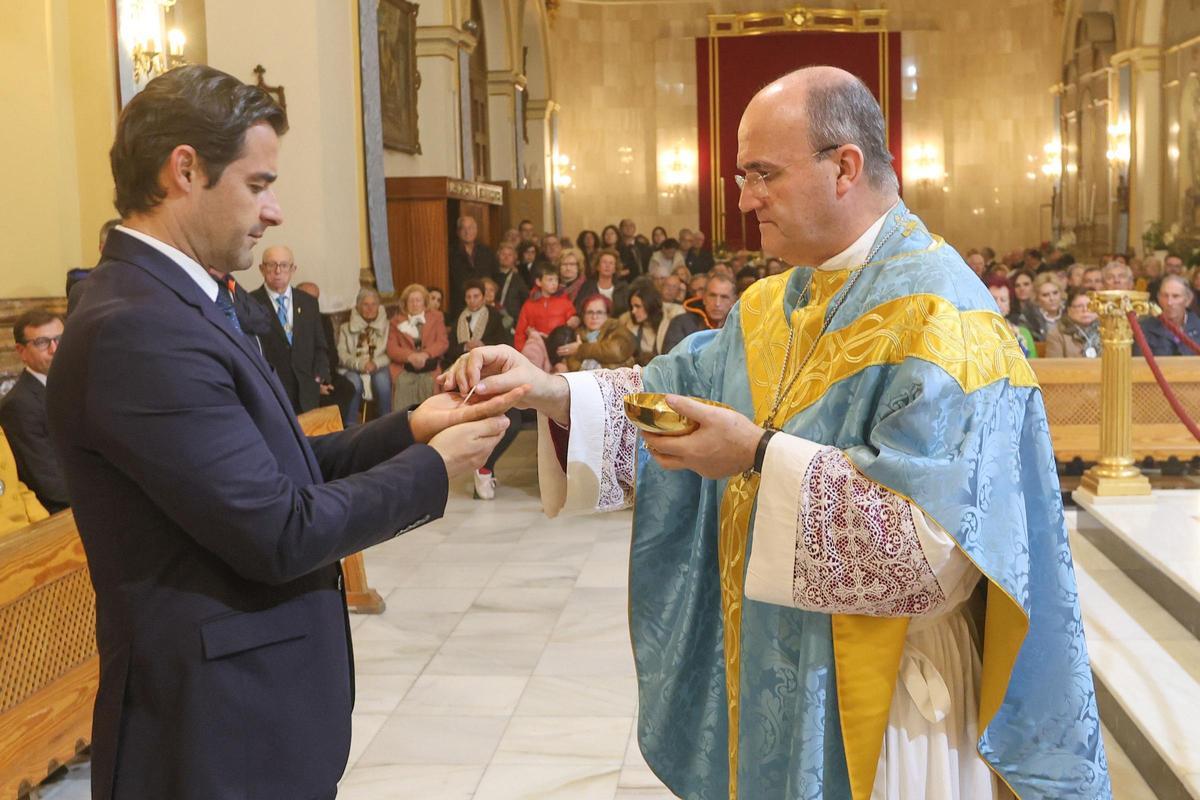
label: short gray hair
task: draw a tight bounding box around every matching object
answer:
[804,75,898,192]
[1160,273,1193,298]
[356,287,381,305]
[1102,261,1132,281]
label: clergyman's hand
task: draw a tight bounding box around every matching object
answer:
[409,385,528,443]
[438,345,570,424]
[641,395,761,479]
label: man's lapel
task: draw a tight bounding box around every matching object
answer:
[103,231,299,426]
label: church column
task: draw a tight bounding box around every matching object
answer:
[487,69,525,185]
[1117,47,1164,252]
[410,25,478,178]
[524,98,559,232]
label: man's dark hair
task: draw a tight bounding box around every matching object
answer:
[1026,248,1043,261]
[463,279,486,297]
[14,310,61,345]
[534,262,560,282]
[662,238,680,251]
[110,64,288,217]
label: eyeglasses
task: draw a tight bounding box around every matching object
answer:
[20,335,62,351]
[262,261,295,272]
[734,144,843,199]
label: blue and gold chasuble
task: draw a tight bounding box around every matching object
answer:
[630,202,1110,799]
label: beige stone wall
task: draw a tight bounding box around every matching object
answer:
[206,0,368,312]
[0,0,117,298]
[550,0,1064,256]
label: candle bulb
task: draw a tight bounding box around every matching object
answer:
[168,29,186,57]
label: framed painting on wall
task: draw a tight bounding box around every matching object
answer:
[378,0,421,154]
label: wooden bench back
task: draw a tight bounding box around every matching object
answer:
[0,512,97,800]
[1032,356,1200,461]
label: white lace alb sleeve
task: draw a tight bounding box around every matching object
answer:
[744,433,980,617]
[537,368,642,518]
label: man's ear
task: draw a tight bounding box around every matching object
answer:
[164,144,201,196]
[834,145,866,197]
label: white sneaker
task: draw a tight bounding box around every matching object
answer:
[473,468,496,500]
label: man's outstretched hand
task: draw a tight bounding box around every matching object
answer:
[438,345,571,425]
[409,385,528,444]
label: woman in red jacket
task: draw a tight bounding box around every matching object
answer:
[387,283,449,410]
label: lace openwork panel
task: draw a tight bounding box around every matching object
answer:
[590,367,642,512]
[794,447,946,616]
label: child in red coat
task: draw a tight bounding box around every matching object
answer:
[514,263,578,370]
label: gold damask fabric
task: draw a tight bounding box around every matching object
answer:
[717,269,1037,799]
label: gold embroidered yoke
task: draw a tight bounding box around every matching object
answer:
[716,261,1038,800]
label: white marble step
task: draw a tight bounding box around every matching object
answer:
[1071,529,1200,798]
[1074,490,1200,639]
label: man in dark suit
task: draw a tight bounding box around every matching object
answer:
[296,281,358,423]
[250,245,328,413]
[47,64,518,800]
[449,214,499,319]
[685,228,715,275]
[0,309,70,513]
[617,218,652,279]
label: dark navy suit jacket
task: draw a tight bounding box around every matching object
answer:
[48,230,448,800]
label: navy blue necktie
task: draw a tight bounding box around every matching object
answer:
[215,284,244,334]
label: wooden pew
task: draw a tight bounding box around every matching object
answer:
[1032,356,1200,462]
[0,512,97,800]
[297,406,386,614]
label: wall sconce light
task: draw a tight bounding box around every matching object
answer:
[616,146,634,177]
[553,153,575,190]
[901,58,918,101]
[1040,139,1062,178]
[1105,117,1131,167]
[906,144,942,188]
[122,0,186,84]
[658,141,697,197]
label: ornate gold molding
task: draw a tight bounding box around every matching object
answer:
[1166,34,1200,55]
[415,25,477,60]
[1110,46,1163,70]
[708,5,886,37]
[524,98,559,120]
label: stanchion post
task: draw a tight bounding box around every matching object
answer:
[1078,290,1153,498]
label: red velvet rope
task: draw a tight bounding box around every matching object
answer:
[1158,315,1200,356]
[1127,311,1200,444]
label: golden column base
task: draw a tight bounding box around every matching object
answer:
[1079,290,1153,498]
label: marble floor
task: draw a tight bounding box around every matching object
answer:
[34,432,1154,799]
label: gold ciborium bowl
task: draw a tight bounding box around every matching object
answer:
[622,392,734,436]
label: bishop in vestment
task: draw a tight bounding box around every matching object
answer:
[444,67,1109,799]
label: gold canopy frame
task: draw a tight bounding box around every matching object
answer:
[708,6,887,37]
[703,7,891,247]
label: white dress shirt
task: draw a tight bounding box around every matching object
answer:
[115,225,217,302]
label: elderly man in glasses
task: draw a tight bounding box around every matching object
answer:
[444,66,1108,800]
[250,245,331,413]
[0,309,70,513]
